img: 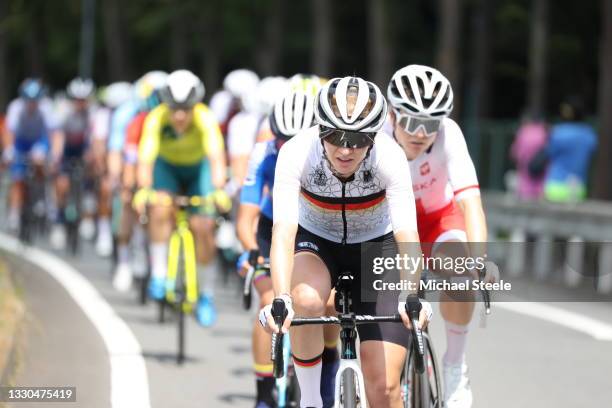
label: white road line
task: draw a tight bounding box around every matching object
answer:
[495,301,612,341]
[0,233,151,408]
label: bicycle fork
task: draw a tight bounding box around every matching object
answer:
[334,319,368,408]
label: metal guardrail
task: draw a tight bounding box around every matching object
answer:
[483,192,612,294]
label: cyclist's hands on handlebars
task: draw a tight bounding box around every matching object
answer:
[398,297,433,330]
[236,249,262,278]
[482,261,500,284]
[132,187,153,216]
[212,189,232,214]
[259,294,294,334]
[469,261,500,284]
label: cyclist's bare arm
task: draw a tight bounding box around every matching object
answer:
[1,127,14,151]
[270,221,298,297]
[237,203,261,251]
[207,147,226,189]
[394,228,423,295]
[50,129,64,164]
[137,161,153,189]
[456,195,488,262]
[107,151,123,184]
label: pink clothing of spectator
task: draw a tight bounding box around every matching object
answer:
[510,121,548,199]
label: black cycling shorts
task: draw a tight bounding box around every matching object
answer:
[256,215,273,259]
[294,226,411,348]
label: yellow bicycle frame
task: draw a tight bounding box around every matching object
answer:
[166,207,198,311]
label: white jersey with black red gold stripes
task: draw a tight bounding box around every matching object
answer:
[273,126,418,244]
[384,117,480,215]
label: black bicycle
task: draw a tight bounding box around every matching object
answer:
[18,160,48,244]
[63,158,86,256]
[271,272,434,408]
[242,253,270,310]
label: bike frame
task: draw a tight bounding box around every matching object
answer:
[166,207,198,307]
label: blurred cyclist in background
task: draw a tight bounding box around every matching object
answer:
[2,78,59,231]
[48,77,97,250]
[135,69,227,326]
[112,71,168,292]
[210,68,259,138]
[226,76,288,193]
[83,82,134,254]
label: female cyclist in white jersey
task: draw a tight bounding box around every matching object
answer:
[259,76,432,408]
[387,65,496,408]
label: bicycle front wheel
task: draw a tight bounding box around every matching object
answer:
[340,368,358,408]
[402,332,442,408]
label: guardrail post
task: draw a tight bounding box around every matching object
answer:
[597,242,612,294]
[564,235,584,287]
[506,228,526,277]
[534,234,553,281]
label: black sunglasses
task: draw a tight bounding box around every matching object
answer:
[320,126,376,148]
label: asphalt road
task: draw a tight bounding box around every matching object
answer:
[2,233,612,408]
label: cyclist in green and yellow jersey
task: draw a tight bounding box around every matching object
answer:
[136,69,227,327]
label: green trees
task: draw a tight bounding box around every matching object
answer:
[0,0,604,122]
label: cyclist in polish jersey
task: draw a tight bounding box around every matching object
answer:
[259,76,432,408]
[386,65,495,408]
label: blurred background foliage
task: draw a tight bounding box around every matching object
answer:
[1,0,611,195]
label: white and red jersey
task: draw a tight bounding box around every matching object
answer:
[385,116,480,248]
[399,117,480,215]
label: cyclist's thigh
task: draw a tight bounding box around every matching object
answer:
[152,157,181,194]
[30,137,49,164]
[186,159,215,216]
[292,227,336,304]
[360,340,406,390]
[344,232,412,348]
[10,153,28,181]
[354,287,411,348]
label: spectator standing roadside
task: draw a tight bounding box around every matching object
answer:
[544,97,596,203]
[510,112,548,200]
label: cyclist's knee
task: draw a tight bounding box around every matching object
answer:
[188,215,212,233]
[150,203,173,222]
[98,177,112,197]
[259,288,274,307]
[292,285,326,316]
[56,175,70,192]
[366,377,401,407]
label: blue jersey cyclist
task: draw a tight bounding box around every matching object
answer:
[2,78,59,231]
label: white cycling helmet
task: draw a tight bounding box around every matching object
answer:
[135,70,168,99]
[387,64,453,118]
[102,81,134,108]
[270,90,316,140]
[160,69,205,110]
[256,76,289,116]
[316,76,387,133]
[223,69,259,98]
[67,77,95,100]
